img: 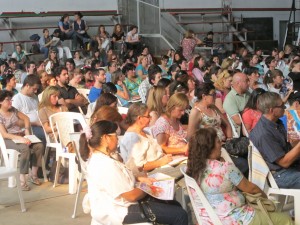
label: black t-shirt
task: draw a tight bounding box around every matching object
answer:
[112,32,124,42]
[56,84,79,112]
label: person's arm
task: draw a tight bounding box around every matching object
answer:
[17,111,31,135]
[156,133,187,155]
[241,110,252,134]
[65,94,86,107]
[215,97,225,114]
[276,141,300,168]
[143,154,173,171]
[0,124,30,144]
[236,177,266,197]
[187,108,201,140]
[84,20,89,32]
[212,105,232,139]
[120,188,147,202]
[282,89,294,104]
[136,69,147,80]
[149,111,159,127]
[116,82,130,100]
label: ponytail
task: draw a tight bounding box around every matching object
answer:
[79,133,90,161]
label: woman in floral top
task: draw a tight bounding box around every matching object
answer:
[187,128,293,225]
[152,93,189,155]
[181,30,202,62]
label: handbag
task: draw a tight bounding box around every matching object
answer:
[138,200,157,225]
[243,192,276,225]
[224,136,249,156]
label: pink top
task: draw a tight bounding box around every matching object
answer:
[192,68,205,83]
[242,108,262,131]
[216,90,227,103]
[181,38,196,62]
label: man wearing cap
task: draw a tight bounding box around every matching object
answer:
[250,92,300,189]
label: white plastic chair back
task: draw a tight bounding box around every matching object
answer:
[226,113,240,138]
[69,132,87,174]
[118,106,128,115]
[180,166,223,225]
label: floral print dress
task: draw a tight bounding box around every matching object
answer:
[191,160,255,225]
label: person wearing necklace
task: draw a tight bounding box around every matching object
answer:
[152,93,189,155]
[0,90,44,190]
[120,103,173,176]
[79,120,188,225]
[187,82,232,141]
[123,63,142,99]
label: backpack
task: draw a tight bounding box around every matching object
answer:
[29,33,40,41]
[30,43,40,54]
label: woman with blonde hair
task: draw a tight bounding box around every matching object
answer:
[220,57,234,71]
[146,86,169,126]
[213,70,233,114]
[38,86,68,140]
[181,30,202,62]
[152,93,189,154]
[136,54,148,80]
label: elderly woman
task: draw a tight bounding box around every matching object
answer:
[187,127,293,224]
[0,90,44,190]
[152,93,189,155]
[120,103,173,175]
[80,120,188,225]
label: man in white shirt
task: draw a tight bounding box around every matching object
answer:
[12,75,45,145]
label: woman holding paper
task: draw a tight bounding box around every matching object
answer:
[0,90,44,190]
[120,103,173,176]
[79,120,188,225]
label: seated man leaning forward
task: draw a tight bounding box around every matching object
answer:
[250,92,300,189]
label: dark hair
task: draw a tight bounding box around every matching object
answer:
[194,82,215,101]
[91,60,102,70]
[93,93,118,116]
[186,128,218,180]
[243,67,259,76]
[193,56,205,70]
[125,103,148,125]
[79,120,117,161]
[265,56,275,68]
[26,61,36,69]
[54,66,68,77]
[74,11,83,18]
[169,81,188,96]
[207,31,214,36]
[43,28,49,33]
[157,78,171,88]
[102,82,117,94]
[130,25,138,31]
[168,63,180,76]
[175,70,188,83]
[1,74,15,88]
[244,88,266,110]
[263,69,283,85]
[8,58,17,64]
[23,74,41,87]
[65,58,75,67]
[122,63,136,75]
[148,64,162,85]
[161,55,169,61]
[91,69,100,77]
[60,14,69,22]
[0,90,13,103]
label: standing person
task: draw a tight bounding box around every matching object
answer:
[152,93,189,155]
[79,120,188,225]
[73,11,90,49]
[39,29,53,59]
[12,75,45,145]
[0,90,44,190]
[187,127,293,224]
[181,30,202,62]
[138,64,162,104]
[55,66,86,112]
[88,68,106,103]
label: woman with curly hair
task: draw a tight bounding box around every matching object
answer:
[213,70,233,114]
[187,127,293,225]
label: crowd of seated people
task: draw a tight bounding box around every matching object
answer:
[1,18,300,224]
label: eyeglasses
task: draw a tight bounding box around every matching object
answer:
[207,93,216,97]
[273,103,286,109]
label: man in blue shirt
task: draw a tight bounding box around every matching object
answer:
[250,92,300,189]
[88,68,106,103]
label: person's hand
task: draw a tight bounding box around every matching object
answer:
[117,80,124,86]
[19,137,31,145]
[160,154,173,166]
[137,176,157,185]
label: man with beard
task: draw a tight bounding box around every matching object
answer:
[55,66,86,112]
[88,68,106,103]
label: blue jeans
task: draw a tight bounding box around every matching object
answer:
[273,168,300,189]
[123,198,188,225]
[40,47,49,59]
[32,126,46,149]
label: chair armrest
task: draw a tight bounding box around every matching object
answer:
[6,149,20,156]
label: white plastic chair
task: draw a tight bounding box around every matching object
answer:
[0,134,26,212]
[49,112,87,194]
[118,106,128,115]
[248,142,300,224]
[226,113,240,138]
[69,132,87,219]
[77,89,90,103]
[180,166,223,225]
